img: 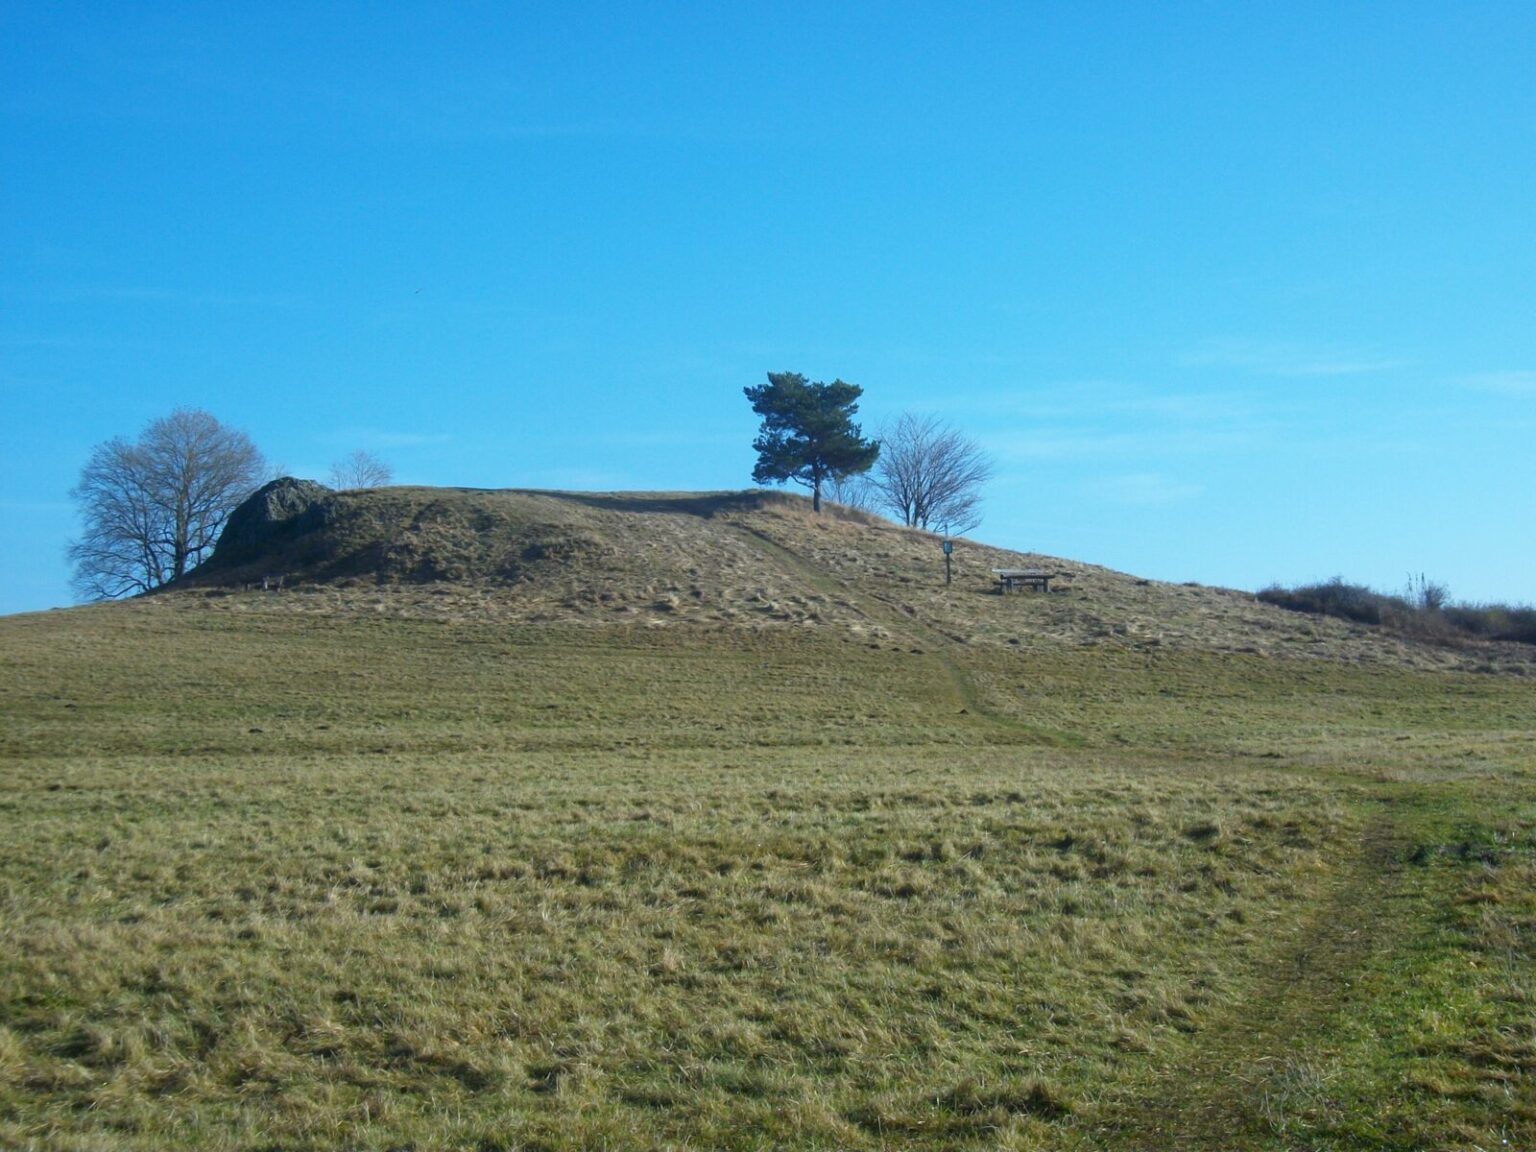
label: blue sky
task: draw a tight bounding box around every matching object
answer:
[3,2,1534,615]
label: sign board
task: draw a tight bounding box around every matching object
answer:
[942,540,953,555]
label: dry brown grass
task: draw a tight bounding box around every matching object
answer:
[2,488,1533,1149]
[177,487,1536,679]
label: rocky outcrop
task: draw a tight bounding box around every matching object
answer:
[186,481,611,588]
[207,478,333,570]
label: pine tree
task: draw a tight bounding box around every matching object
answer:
[744,372,880,512]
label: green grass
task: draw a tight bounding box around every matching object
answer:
[1272,790,1536,1148]
[2,597,1534,1149]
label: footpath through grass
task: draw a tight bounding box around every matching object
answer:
[1,598,1533,1150]
[1093,780,1536,1150]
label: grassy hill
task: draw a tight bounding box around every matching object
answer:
[183,482,1533,674]
[2,486,1533,1150]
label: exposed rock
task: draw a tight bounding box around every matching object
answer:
[186,483,617,588]
[209,478,333,569]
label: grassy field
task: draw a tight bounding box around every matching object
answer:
[3,591,1534,1150]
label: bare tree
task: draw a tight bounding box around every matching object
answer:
[826,470,877,512]
[871,412,994,535]
[328,450,394,489]
[68,408,266,599]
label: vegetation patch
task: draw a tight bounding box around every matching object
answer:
[1259,576,1536,647]
[4,499,1534,1148]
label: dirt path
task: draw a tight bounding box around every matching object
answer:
[1085,816,1409,1149]
[727,521,990,717]
[732,519,1427,1149]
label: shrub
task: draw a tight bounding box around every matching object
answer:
[1256,577,1405,626]
[1445,604,1536,646]
[1260,578,1536,647]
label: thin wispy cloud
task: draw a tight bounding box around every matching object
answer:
[329,428,453,449]
[952,384,1282,424]
[1182,339,1407,378]
[315,83,614,143]
[0,282,308,310]
[582,430,740,450]
[957,377,1285,469]
[0,332,161,352]
[1088,473,1204,506]
[987,427,1257,463]
[1462,370,1536,397]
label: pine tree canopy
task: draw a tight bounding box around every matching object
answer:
[744,372,880,512]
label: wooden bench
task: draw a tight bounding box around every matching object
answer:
[993,567,1051,593]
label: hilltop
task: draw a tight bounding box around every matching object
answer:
[168,479,1533,676]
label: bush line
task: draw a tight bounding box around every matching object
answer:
[1257,576,1536,646]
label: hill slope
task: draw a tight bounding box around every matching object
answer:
[4,486,1534,1150]
[175,479,1532,675]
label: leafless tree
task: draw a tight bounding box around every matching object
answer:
[68,408,266,599]
[826,471,877,512]
[871,412,994,535]
[328,449,394,489]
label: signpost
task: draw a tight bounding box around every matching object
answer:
[942,536,953,586]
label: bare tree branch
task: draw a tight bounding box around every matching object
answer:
[826,471,877,512]
[67,409,266,600]
[870,413,994,535]
[328,450,394,489]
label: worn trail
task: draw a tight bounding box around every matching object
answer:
[727,521,992,719]
[1087,815,1409,1149]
